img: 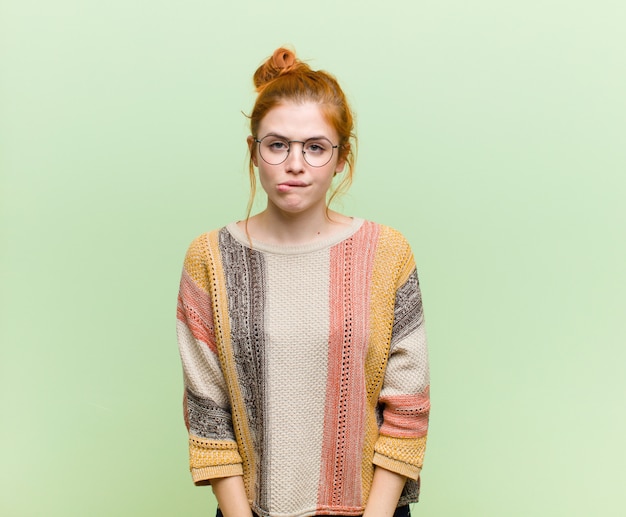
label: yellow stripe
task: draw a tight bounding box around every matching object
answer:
[374,434,427,476]
[361,225,411,499]
[189,435,244,476]
[206,230,257,497]
[183,233,212,292]
[393,228,415,289]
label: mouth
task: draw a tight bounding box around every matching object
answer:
[277,181,309,192]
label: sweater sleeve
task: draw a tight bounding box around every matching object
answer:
[373,244,430,481]
[176,234,243,484]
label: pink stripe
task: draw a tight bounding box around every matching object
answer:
[317,222,379,510]
[379,388,430,438]
[177,269,217,354]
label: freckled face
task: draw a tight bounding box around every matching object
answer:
[249,101,345,217]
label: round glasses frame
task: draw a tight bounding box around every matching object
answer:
[254,135,339,168]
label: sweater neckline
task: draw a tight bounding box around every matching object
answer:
[225,217,365,255]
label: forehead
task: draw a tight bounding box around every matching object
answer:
[258,101,338,141]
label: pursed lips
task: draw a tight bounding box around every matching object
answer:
[277,181,309,192]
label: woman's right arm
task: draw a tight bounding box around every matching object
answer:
[211,476,253,517]
[177,235,246,485]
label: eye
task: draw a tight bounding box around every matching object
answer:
[305,140,327,154]
[266,139,289,152]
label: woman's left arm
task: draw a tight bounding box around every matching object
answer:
[372,238,431,495]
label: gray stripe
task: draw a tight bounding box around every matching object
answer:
[186,389,235,441]
[219,229,269,507]
[390,270,424,349]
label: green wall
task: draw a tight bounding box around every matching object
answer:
[1,1,624,515]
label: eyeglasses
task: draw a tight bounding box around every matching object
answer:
[254,135,339,167]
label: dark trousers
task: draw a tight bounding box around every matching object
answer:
[216,506,411,517]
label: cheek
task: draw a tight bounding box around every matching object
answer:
[321,167,339,189]
[257,165,275,192]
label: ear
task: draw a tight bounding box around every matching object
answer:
[334,158,346,175]
[247,136,258,166]
[334,144,349,174]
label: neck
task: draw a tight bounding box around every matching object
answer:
[245,205,351,246]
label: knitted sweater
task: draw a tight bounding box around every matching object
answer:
[176,218,430,517]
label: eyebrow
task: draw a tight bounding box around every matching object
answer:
[262,132,330,141]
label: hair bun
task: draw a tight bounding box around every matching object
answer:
[253,47,299,91]
[273,48,295,69]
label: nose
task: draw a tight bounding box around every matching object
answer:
[285,142,306,173]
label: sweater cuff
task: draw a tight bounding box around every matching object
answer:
[372,452,421,480]
[191,463,244,485]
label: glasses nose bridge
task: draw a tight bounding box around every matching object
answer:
[287,140,306,157]
[285,140,307,164]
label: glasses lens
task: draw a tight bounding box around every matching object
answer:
[258,136,335,167]
[303,138,334,167]
[258,137,289,165]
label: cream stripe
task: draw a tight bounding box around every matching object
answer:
[263,250,330,513]
[177,319,229,406]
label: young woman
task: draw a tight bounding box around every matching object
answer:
[177,48,430,517]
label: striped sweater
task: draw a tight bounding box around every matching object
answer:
[176,218,430,517]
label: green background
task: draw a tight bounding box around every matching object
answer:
[1,1,624,515]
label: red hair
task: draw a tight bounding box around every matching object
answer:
[246,47,356,219]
